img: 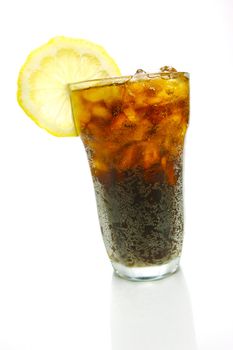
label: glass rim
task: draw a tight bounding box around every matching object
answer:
[68,71,189,91]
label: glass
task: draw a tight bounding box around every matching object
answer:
[69,69,189,281]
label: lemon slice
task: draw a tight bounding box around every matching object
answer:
[17,36,121,136]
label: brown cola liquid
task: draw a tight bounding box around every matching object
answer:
[70,71,189,267]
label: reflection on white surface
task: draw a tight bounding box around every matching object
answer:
[111,269,197,350]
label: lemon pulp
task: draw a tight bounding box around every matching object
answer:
[17,36,121,136]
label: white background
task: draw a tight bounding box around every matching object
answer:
[0,0,233,349]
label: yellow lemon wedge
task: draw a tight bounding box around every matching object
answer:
[17,36,121,136]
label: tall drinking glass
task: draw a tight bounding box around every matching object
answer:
[69,69,189,281]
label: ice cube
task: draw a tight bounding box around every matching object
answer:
[142,141,160,169]
[135,69,147,74]
[160,66,177,73]
[110,112,127,131]
[117,144,138,170]
[159,66,178,80]
[91,103,111,121]
[131,69,149,81]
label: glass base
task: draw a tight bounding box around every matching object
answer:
[112,257,180,281]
